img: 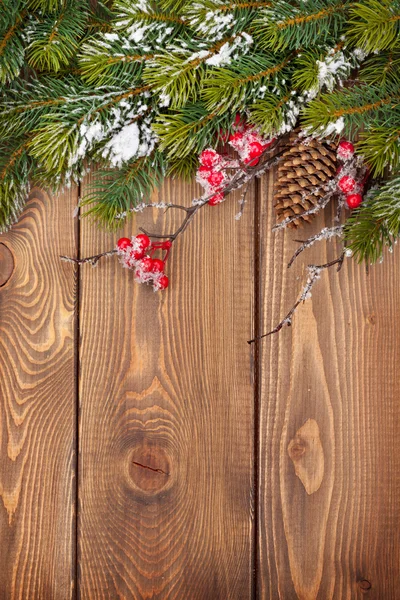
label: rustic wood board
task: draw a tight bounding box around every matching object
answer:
[0,172,399,599]
[0,187,78,599]
[257,171,400,599]
[78,176,256,599]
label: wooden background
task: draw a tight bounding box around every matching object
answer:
[0,168,399,599]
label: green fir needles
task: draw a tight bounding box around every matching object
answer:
[0,0,398,266]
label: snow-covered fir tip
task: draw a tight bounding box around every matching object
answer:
[317,50,352,92]
[188,3,236,40]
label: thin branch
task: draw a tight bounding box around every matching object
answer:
[272,187,337,232]
[60,249,117,266]
[287,225,343,268]
[248,252,346,343]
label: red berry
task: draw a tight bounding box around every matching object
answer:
[162,240,172,249]
[209,192,224,206]
[197,165,212,179]
[199,149,220,169]
[244,141,264,164]
[338,175,356,193]
[117,237,132,250]
[157,275,169,290]
[346,193,363,209]
[138,256,153,272]
[337,140,355,160]
[207,170,224,188]
[229,131,244,147]
[135,233,151,250]
[151,258,164,273]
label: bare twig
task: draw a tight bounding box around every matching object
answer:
[248,252,346,343]
[288,226,343,268]
[62,144,286,264]
[60,249,117,266]
[272,188,336,232]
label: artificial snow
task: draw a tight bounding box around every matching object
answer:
[103,122,140,166]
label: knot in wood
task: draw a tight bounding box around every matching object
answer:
[129,443,170,493]
[358,579,372,591]
[288,439,306,461]
[0,244,14,287]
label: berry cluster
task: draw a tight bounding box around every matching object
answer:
[196,116,274,206]
[336,140,367,209]
[228,119,275,167]
[117,235,170,291]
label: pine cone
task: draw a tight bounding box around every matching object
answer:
[274,135,337,228]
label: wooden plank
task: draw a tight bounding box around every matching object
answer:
[257,171,400,599]
[0,187,78,599]
[79,177,255,598]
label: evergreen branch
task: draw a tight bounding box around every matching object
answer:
[253,0,347,50]
[357,127,400,176]
[0,9,27,83]
[143,35,251,108]
[79,36,153,85]
[346,0,400,52]
[202,52,293,113]
[359,52,400,86]
[344,175,400,263]
[27,2,88,72]
[81,152,165,228]
[301,84,400,136]
[0,138,31,231]
[153,103,230,162]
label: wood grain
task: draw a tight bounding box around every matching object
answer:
[78,177,255,599]
[0,187,78,599]
[257,170,400,599]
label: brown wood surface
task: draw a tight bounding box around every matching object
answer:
[78,176,255,599]
[0,172,399,599]
[257,170,400,599]
[0,187,78,599]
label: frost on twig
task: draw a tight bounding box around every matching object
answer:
[288,225,343,268]
[248,252,346,342]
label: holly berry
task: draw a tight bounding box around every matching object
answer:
[244,141,264,165]
[207,170,225,188]
[162,240,172,250]
[157,275,169,290]
[346,193,363,209]
[209,192,224,206]
[197,165,212,180]
[151,258,164,273]
[117,237,132,250]
[229,131,244,147]
[338,175,356,193]
[199,149,220,169]
[138,256,153,272]
[135,233,151,250]
[337,140,355,160]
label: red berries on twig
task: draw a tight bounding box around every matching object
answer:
[117,235,171,292]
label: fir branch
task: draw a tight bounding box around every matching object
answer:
[253,0,348,51]
[346,0,400,52]
[153,103,230,163]
[27,1,87,72]
[344,175,400,263]
[81,152,165,228]
[301,84,400,137]
[357,127,400,176]
[0,8,27,83]
[79,36,153,85]
[202,52,293,114]
[359,52,400,86]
